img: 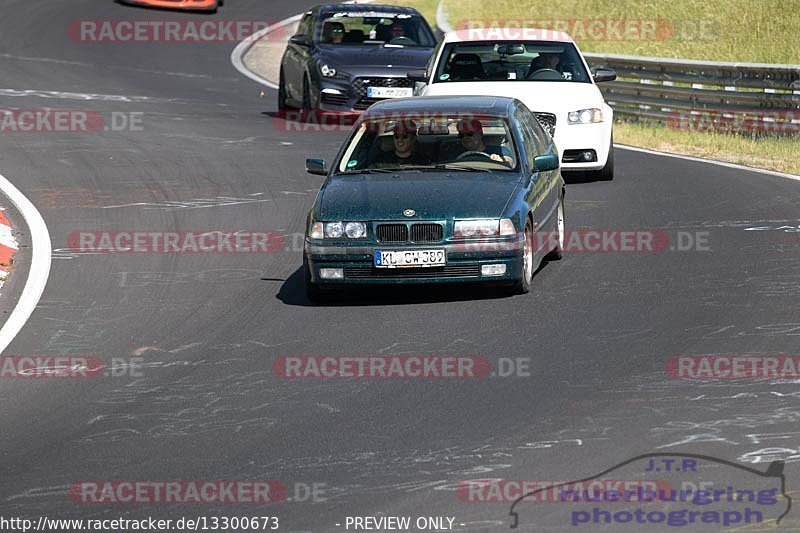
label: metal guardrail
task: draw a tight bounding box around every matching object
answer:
[583,53,800,133]
[435,0,800,134]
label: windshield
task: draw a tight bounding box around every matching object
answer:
[336,114,519,173]
[433,41,591,83]
[315,11,435,47]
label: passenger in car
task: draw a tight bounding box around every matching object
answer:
[456,119,514,165]
[374,120,431,166]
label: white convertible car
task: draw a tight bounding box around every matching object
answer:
[412,28,616,179]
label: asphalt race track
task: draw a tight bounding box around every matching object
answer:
[1,0,799,531]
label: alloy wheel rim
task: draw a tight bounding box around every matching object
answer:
[524,227,532,282]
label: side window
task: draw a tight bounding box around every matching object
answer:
[298,13,313,40]
[426,40,443,79]
[524,113,549,155]
[515,110,537,172]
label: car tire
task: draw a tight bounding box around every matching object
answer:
[217,0,223,5]
[513,218,534,294]
[546,196,565,260]
[591,136,614,181]
[278,68,289,110]
[301,76,313,121]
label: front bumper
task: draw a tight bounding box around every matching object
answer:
[305,239,524,286]
[318,76,415,112]
[553,120,612,171]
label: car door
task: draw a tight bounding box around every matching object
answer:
[526,109,563,236]
[516,107,559,253]
[285,12,314,102]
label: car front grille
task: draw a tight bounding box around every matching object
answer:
[376,223,409,243]
[376,223,443,243]
[534,112,557,137]
[352,77,414,109]
[411,223,443,243]
[344,265,481,279]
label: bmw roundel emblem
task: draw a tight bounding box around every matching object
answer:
[403,209,416,217]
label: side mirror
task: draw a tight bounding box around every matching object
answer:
[592,67,617,83]
[533,154,559,172]
[306,158,328,176]
[407,69,428,82]
[289,34,310,47]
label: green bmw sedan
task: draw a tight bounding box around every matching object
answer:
[303,96,565,301]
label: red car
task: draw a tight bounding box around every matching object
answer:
[119,0,223,13]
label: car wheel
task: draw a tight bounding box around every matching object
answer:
[303,254,330,303]
[278,68,289,110]
[547,196,565,260]
[217,0,223,5]
[301,76,313,121]
[513,218,534,294]
[591,136,614,181]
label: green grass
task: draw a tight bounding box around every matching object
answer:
[615,121,800,175]
[391,0,800,64]
[382,0,800,175]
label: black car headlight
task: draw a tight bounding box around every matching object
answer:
[319,63,350,80]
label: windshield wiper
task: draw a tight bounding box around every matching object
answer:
[435,164,492,172]
[340,168,395,174]
[350,165,493,173]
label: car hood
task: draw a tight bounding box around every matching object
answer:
[317,44,432,69]
[423,81,605,113]
[317,174,520,220]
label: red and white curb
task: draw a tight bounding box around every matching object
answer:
[0,172,52,355]
[0,208,18,290]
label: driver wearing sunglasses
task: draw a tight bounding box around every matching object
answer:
[325,22,345,44]
[374,120,431,166]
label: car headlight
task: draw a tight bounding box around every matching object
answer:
[454,219,516,238]
[568,108,604,124]
[326,221,344,238]
[345,222,367,238]
[309,221,367,239]
[319,63,349,80]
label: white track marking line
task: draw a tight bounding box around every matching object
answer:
[230,15,302,90]
[0,173,52,354]
[230,0,374,89]
[615,144,800,182]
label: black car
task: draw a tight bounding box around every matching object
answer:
[279,4,437,113]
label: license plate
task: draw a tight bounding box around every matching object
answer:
[374,249,446,268]
[367,87,413,99]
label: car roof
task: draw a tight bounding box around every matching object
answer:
[315,4,422,15]
[362,95,519,118]
[444,28,574,44]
